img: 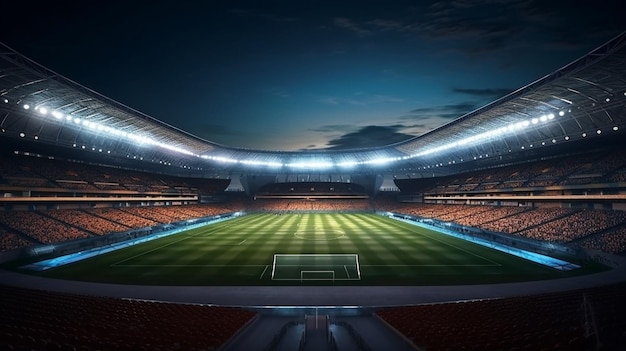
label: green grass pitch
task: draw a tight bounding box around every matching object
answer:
[24,213,603,286]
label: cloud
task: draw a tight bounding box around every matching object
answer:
[309,124,354,133]
[265,87,289,98]
[324,125,414,150]
[333,17,371,37]
[318,94,404,106]
[331,1,621,57]
[452,88,513,99]
[407,102,479,120]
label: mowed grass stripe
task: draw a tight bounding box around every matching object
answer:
[30,213,596,286]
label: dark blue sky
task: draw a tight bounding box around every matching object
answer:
[3,1,624,151]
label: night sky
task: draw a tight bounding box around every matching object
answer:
[2,1,624,151]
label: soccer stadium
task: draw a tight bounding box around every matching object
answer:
[1,30,626,350]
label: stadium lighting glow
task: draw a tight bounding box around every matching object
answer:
[207,156,238,163]
[2,98,8,103]
[597,129,602,134]
[582,133,587,137]
[407,112,558,159]
[337,161,358,167]
[21,101,198,158]
[614,126,619,131]
[362,157,395,165]
[286,161,333,169]
[559,110,565,116]
[239,160,283,167]
[19,132,25,137]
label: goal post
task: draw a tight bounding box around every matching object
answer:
[271,254,361,281]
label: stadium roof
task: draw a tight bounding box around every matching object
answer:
[1,32,626,175]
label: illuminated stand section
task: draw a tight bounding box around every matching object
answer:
[385,213,580,271]
[22,213,245,271]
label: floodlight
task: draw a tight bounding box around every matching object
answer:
[531,118,538,124]
[52,111,63,119]
[597,129,602,134]
[548,113,555,120]
[23,104,30,110]
[2,98,8,103]
[565,136,569,140]
[38,107,48,115]
[582,133,587,137]
[559,111,565,116]
[613,126,619,131]
[73,118,81,124]
[19,132,25,137]
[539,115,547,122]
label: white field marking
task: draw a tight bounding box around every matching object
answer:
[271,254,277,279]
[259,265,269,279]
[344,265,350,279]
[384,218,502,266]
[238,239,247,245]
[110,264,267,268]
[111,220,238,266]
[359,264,502,267]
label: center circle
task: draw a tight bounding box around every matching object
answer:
[294,228,345,241]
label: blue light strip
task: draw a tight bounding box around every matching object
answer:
[21,215,239,271]
[388,215,580,271]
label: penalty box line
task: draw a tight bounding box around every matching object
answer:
[271,253,361,280]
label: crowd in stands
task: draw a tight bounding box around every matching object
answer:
[85,208,158,231]
[0,152,229,195]
[578,226,626,254]
[0,228,32,251]
[247,199,373,213]
[377,281,626,351]
[517,209,626,243]
[0,203,240,251]
[44,209,131,236]
[373,200,626,255]
[479,207,575,234]
[396,148,626,195]
[0,285,256,351]
[0,211,89,244]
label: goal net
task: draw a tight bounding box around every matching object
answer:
[271,254,361,281]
